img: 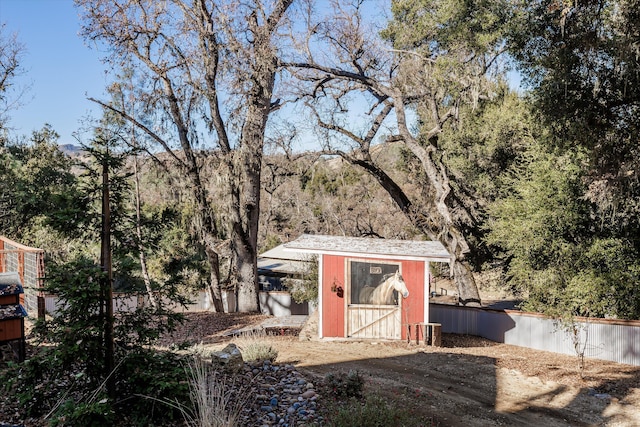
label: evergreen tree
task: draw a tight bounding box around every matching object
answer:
[0,125,78,241]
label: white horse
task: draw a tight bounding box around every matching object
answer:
[358,271,409,305]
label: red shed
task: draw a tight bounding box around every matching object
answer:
[284,234,450,340]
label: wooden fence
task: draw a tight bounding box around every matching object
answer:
[0,236,45,318]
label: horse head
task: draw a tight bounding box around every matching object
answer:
[392,271,409,299]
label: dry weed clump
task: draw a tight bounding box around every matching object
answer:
[234,329,279,363]
[182,356,245,427]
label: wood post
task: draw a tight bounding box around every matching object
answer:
[407,322,442,347]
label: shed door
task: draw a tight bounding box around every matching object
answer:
[347,260,402,339]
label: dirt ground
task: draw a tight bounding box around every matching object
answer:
[5,311,639,427]
[163,311,640,427]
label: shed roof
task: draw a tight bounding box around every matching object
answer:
[258,244,313,275]
[283,234,450,262]
[0,272,23,296]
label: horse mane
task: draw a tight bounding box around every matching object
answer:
[386,271,404,280]
[358,272,407,305]
[359,286,375,304]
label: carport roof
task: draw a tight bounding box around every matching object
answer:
[258,244,312,275]
[283,234,450,262]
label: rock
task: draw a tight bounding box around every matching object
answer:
[594,393,611,399]
[204,350,321,426]
[301,390,316,399]
[211,343,244,373]
[298,309,319,341]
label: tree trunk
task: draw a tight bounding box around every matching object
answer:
[233,236,259,312]
[452,259,481,306]
[230,17,279,311]
[232,119,266,313]
[132,152,158,309]
[204,241,224,312]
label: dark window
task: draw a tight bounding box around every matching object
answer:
[350,261,400,305]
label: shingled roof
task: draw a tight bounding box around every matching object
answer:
[0,272,23,296]
[283,234,450,262]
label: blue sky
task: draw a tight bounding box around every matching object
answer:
[1,0,109,144]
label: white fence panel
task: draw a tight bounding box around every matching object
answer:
[44,290,232,315]
[43,290,312,317]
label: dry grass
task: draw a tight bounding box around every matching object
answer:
[233,329,279,363]
[182,356,246,427]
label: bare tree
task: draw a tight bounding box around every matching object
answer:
[75,0,293,312]
[284,1,509,305]
[0,24,28,140]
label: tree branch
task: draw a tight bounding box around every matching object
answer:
[88,96,185,167]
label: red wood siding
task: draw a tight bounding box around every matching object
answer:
[399,260,425,340]
[0,318,23,341]
[0,295,19,305]
[321,255,346,337]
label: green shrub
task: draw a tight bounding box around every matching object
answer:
[323,370,364,399]
[287,255,319,304]
[50,398,115,427]
[115,350,190,425]
[2,350,65,418]
[325,395,435,427]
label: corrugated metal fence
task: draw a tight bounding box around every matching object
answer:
[430,303,640,366]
